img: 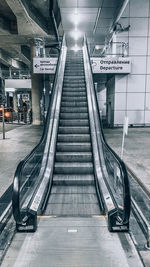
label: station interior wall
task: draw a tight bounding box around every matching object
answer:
[106,0,150,126]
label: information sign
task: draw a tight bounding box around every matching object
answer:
[33,57,58,74]
[91,57,131,74]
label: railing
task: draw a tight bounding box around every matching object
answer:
[92,42,129,57]
[84,36,131,231]
[0,110,32,124]
[100,130,131,226]
[12,36,66,232]
[1,69,31,79]
[131,197,150,249]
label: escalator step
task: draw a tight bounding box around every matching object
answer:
[54,162,93,174]
[60,107,88,113]
[62,92,86,97]
[49,192,97,203]
[56,142,92,152]
[51,185,96,194]
[61,96,87,102]
[60,113,88,119]
[55,151,92,162]
[63,88,86,92]
[53,174,94,185]
[63,84,85,88]
[59,119,89,127]
[45,203,100,216]
[57,134,90,142]
[61,102,87,107]
[59,126,90,134]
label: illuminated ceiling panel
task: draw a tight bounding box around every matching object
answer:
[58,0,123,51]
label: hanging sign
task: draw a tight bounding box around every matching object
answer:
[33,57,58,74]
[91,57,131,74]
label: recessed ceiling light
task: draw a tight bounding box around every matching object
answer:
[72,44,80,52]
[74,8,78,15]
[71,29,82,41]
[95,45,101,50]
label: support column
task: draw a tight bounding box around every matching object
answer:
[31,45,43,125]
[13,91,18,112]
[31,73,43,125]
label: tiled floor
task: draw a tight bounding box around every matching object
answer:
[1,217,142,267]
[104,127,150,195]
[0,124,43,197]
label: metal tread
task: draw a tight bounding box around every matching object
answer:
[60,113,88,119]
[57,134,90,142]
[58,126,90,134]
[55,151,92,162]
[53,174,94,185]
[59,119,89,127]
[54,162,93,174]
[60,107,88,113]
[56,142,92,152]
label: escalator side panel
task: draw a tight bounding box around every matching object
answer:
[28,46,67,216]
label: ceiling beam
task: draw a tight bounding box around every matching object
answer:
[5,0,49,35]
[0,48,26,69]
[0,44,30,67]
[21,0,49,34]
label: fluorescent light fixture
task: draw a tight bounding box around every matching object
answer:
[95,45,101,50]
[70,10,81,26]
[72,44,80,52]
[95,45,104,50]
[74,8,78,15]
[74,11,79,25]
[71,29,82,41]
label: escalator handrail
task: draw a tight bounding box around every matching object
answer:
[84,36,131,224]
[12,36,65,224]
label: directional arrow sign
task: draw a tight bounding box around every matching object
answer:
[34,64,40,68]
[90,57,131,74]
[33,57,58,74]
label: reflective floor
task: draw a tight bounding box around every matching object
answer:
[104,127,150,195]
[1,217,143,267]
[0,124,43,197]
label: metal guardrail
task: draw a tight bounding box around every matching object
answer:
[12,36,66,232]
[84,36,131,231]
[1,69,31,79]
[0,111,31,124]
[128,168,150,249]
[132,197,150,249]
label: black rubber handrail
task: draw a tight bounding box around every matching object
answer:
[84,36,131,225]
[12,37,64,224]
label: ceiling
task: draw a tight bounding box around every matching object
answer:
[0,0,124,71]
[58,0,123,53]
[0,0,61,70]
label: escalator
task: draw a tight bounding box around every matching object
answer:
[45,49,100,216]
[12,37,130,232]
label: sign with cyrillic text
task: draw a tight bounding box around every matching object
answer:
[91,57,131,74]
[33,57,58,74]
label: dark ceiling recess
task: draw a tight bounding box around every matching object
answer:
[21,46,31,61]
[53,0,61,29]
[49,0,60,44]
[0,0,18,34]
[29,0,61,39]
[21,0,49,34]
